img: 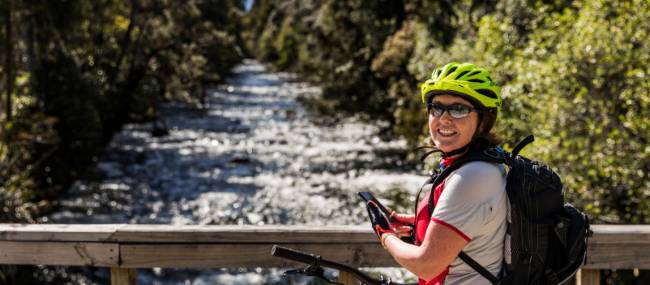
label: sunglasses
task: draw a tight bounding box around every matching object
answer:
[427,103,480,119]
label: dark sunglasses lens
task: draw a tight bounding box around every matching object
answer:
[448,105,471,118]
[429,104,445,117]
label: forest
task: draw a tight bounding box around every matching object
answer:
[0,0,648,283]
[0,0,243,223]
[244,0,649,225]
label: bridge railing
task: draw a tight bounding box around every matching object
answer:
[0,224,648,285]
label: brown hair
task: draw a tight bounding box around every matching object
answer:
[477,110,501,147]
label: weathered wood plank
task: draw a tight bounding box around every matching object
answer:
[111,268,137,285]
[588,225,650,244]
[0,224,375,243]
[1,224,650,270]
[2,224,649,244]
[113,225,375,243]
[338,271,358,285]
[583,243,650,269]
[0,241,118,266]
[120,243,397,268]
[577,269,600,285]
[0,224,126,242]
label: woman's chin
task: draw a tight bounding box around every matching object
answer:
[433,139,459,153]
[439,147,455,153]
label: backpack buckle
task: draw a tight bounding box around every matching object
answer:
[483,148,505,162]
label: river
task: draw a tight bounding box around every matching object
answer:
[47,59,426,284]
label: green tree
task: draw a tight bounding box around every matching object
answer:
[2,0,14,121]
[0,0,244,218]
[246,0,650,228]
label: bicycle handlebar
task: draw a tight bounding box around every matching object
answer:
[271,245,417,285]
[271,245,319,265]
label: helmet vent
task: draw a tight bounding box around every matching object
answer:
[467,70,481,76]
[455,71,470,79]
[447,66,458,75]
[468,79,485,83]
[477,89,498,99]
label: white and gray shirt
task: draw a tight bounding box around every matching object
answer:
[432,161,508,285]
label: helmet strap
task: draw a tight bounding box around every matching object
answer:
[441,144,471,158]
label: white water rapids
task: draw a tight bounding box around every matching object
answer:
[47,59,427,284]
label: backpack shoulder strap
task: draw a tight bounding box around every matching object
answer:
[426,149,506,285]
[427,149,505,215]
[458,251,500,285]
[511,134,534,157]
[423,136,535,284]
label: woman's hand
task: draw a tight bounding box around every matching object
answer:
[391,224,413,240]
[387,208,415,240]
[389,210,415,225]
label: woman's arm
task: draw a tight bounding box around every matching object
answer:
[383,162,504,281]
[382,221,468,281]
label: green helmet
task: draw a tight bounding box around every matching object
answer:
[420,62,502,116]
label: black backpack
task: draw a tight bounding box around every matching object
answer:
[424,135,591,285]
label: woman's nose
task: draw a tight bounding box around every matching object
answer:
[439,110,454,122]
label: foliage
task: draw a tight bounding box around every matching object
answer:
[0,1,244,281]
[0,0,648,282]
[244,0,405,122]
[245,0,650,227]
[0,0,244,221]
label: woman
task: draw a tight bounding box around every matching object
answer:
[371,62,508,285]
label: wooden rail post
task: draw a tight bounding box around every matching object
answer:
[111,268,137,285]
[576,269,600,285]
[338,271,358,285]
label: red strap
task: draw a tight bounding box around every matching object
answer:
[441,156,459,169]
[416,180,450,285]
[425,267,449,285]
[417,157,458,285]
[429,181,450,284]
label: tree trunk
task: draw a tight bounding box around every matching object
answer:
[4,0,14,121]
[108,0,138,88]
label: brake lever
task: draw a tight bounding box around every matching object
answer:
[282,265,344,285]
[282,268,306,276]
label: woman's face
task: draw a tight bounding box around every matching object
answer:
[428,95,480,154]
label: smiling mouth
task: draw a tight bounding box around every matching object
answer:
[437,129,457,137]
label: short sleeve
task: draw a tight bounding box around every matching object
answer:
[431,161,506,240]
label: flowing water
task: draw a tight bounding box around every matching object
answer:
[47,59,427,284]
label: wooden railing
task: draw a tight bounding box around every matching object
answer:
[0,224,648,285]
